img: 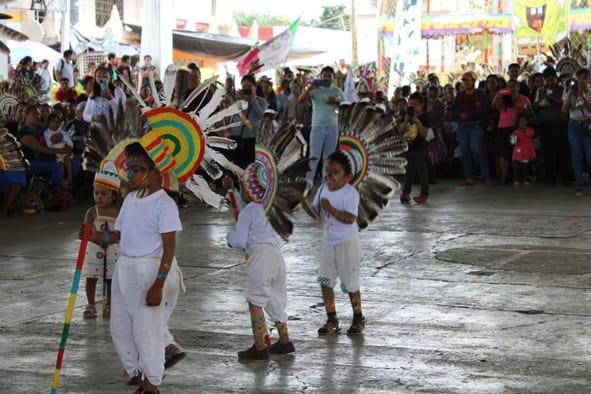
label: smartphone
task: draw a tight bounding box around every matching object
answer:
[407,106,415,118]
[314,79,331,88]
[99,79,109,92]
[239,88,252,96]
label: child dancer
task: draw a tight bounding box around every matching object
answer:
[301,151,366,335]
[44,113,74,186]
[80,160,120,319]
[511,113,536,188]
[224,166,295,360]
[87,141,183,394]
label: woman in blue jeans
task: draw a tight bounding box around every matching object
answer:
[562,68,591,196]
[299,66,345,185]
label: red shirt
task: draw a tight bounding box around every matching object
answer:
[56,88,77,103]
[459,91,478,114]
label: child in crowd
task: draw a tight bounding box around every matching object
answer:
[44,113,74,186]
[511,113,536,188]
[55,78,77,103]
[80,160,120,319]
[400,92,430,204]
[301,151,365,335]
[83,141,183,393]
[223,165,295,360]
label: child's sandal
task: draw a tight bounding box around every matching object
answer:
[83,305,97,319]
[164,344,186,369]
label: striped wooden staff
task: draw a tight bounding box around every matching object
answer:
[50,223,92,394]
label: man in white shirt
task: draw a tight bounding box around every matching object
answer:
[54,50,75,88]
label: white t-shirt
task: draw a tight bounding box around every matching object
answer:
[227,201,278,253]
[115,190,182,258]
[313,183,359,245]
[43,129,73,149]
[56,59,74,87]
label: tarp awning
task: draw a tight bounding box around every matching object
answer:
[126,24,325,62]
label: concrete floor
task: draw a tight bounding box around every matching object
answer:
[1,182,590,393]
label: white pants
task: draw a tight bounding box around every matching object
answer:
[319,235,361,293]
[110,256,180,386]
[245,245,288,323]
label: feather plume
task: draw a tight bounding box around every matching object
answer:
[148,71,162,108]
[181,76,217,110]
[200,100,247,128]
[0,25,28,41]
[194,86,224,122]
[0,40,9,54]
[162,65,177,106]
[205,136,237,150]
[185,175,229,211]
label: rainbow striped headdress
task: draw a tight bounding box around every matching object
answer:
[139,132,177,175]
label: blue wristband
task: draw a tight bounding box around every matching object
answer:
[156,272,167,281]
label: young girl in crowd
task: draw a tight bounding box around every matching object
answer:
[511,114,536,188]
[80,160,120,318]
[44,113,74,187]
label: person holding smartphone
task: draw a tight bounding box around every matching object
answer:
[562,67,591,196]
[230,74,268,168]
[299,66,346,186]
[83,66,126,131]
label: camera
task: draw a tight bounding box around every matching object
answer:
[570,80,579,93]
[313,79,331,88]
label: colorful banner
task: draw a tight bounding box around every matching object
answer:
[389,0,423,91]
[381,14,513,38]
[570,7,591,32]
[237,18,300,76]
[514,0,570,44]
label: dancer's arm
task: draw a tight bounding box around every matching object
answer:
[147,231,176,306]
[319,198,357,224]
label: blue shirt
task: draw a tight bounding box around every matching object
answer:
[310,86,345,128]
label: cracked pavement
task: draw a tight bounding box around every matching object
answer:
[1,182,590,393]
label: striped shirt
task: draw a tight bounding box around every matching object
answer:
[562,86,591,119]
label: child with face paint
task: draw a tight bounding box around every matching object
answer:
[300,150,365,335]
[89,142,183,393]
[223,166,295,361]
[79,160,120,319]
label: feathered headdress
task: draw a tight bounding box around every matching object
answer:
[0,128,28,171]
[226,121,311,241]
[84,65,247,210]
[303,100,408,229]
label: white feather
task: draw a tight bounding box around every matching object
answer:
[206,136,237,150]
[205,146,244,177]
[194,86,224,122]
[149,71,162,108]
[162,64,177,105]
[205,120,243,134]
[185,175,229,211]
[180,76,217,110]
[202,100,248,128]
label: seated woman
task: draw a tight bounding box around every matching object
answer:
[19,105,72,188]
[0,130,27,215]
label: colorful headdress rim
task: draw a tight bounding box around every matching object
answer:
[339,136,368,188]
[241,145,278,212]
[93,160,121,191]
[144,107,205,183]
